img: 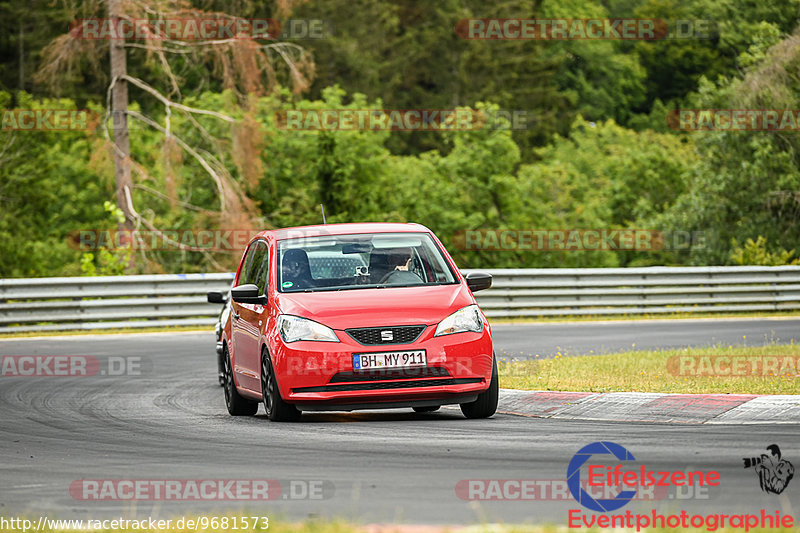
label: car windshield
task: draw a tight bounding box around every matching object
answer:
[277,232,457,292]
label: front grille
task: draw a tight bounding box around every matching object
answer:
[292,377,483,393]
[346,325,426,345]
[329,367,451,383]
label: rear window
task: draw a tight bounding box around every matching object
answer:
[307,252,367,278]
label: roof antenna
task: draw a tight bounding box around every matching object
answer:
[320,204,327,224]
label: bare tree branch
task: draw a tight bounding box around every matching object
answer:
[121,75,235,122]
[133,183,215,213]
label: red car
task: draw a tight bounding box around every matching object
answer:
[221,223,497,421]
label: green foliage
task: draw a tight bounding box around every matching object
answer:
[657,31,800,265]
[79,202,132,276]
[0,92,109,277]
[4,0,800,276]
[79,248,132,276]
[515,118,699,266]
[0,1,76,95]
[541,0,648,125]
[729,237,799,266]
[294,0,573,157]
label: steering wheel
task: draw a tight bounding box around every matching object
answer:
[379,270,397,284]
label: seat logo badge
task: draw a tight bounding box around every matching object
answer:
[381,330,393,341]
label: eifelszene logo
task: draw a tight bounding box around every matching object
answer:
[743,445,794,495]
[566,441,794,530]
[566,441,720,512]
[567,441,637,512]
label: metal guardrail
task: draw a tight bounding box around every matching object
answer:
[465,266,800,318]
[0,273,235,333]
[1,267,799,332]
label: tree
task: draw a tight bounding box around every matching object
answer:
[295,0,572,157]
[34,0,315,270]
[658,32,800,264]
[108,0,134,239]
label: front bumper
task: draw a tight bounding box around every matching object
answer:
[271,325,493,409]
[293,394,480,412]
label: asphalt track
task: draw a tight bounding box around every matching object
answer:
[1,319,798,525]
[492,317,800,359]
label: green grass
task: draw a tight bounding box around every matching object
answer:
[499,342,799,394]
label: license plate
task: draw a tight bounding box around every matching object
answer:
[353,350,427,370]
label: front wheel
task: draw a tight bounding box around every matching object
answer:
[223,346,258,416]
[261,350,301,422]
[460,354,498,419]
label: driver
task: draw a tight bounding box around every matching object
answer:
[380,247,423,285]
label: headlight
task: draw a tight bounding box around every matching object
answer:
[277,315,339,343]
[434,305,484,337]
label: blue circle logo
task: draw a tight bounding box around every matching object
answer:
[567,441,637,512]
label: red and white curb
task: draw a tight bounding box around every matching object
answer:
[496,389,800,424]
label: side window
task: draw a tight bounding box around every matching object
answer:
[237,242,258,286]
[246,241,267,289]
[252,242,269,295]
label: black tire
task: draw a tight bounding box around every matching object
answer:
[261,350,301,422]
[217,352,226,387]
[413,406,440,413]
[460,354,499,419]
[222,346,258,416]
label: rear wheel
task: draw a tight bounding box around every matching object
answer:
[460,354,498,419]
[217,351,226,386]
[413,406,440,413]
[261,350,301,422]
[223,346,258,416]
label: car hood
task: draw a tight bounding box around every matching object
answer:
[275,283,474,329]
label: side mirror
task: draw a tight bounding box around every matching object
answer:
[231,284,267,305]
[464,272,492,292]
[207,291,228,304]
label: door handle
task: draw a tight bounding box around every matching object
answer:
[232,311,240,320]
